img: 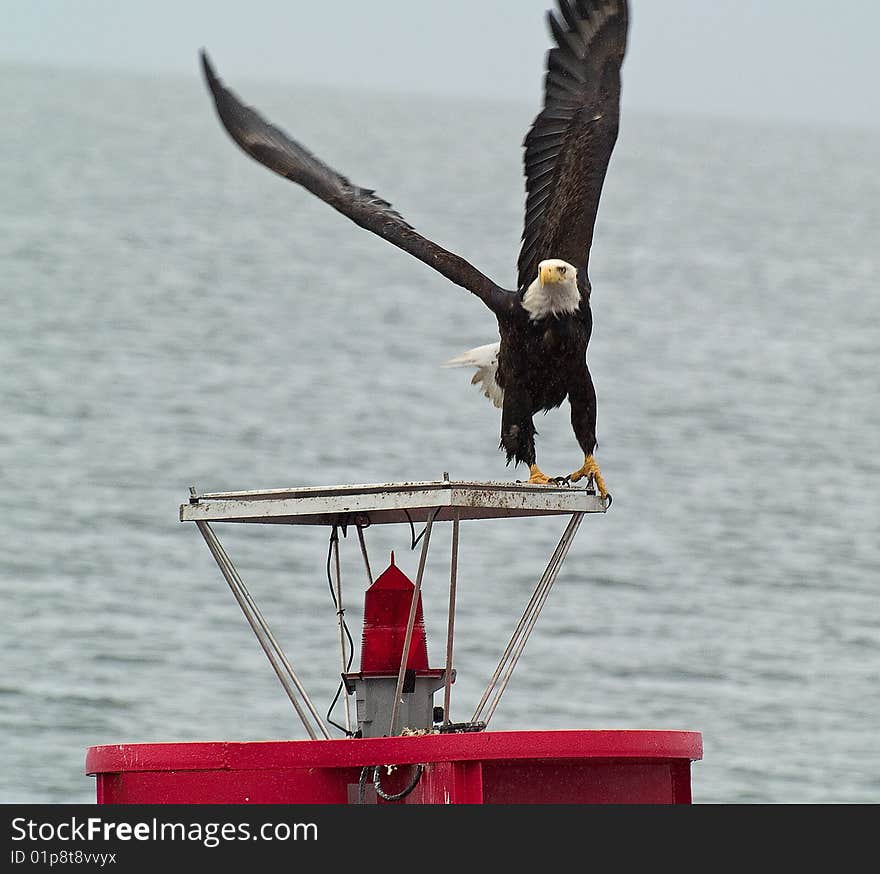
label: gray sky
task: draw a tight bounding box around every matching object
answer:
[4,1,878,129]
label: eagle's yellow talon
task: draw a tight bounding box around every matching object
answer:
[527,464,553,485]
[569,455,608,498]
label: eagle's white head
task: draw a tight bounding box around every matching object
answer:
[522,259,580,321]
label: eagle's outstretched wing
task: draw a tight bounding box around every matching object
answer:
[517,0,628,294]
[200,51,512,313]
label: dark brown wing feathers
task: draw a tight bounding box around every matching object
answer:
[200,51,510,312]
[517,0,628,293]
[200,2,627,312]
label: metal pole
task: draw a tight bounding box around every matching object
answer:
[195,520,331,739]
[471,515,572,721]
[331,529,352,735]
[443,511,460,725]
[389,510,436,736]
[475,516,573,723]
[472,513,583,725]
[196,521,316,738]
[481,513,584,726]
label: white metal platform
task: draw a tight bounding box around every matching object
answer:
[180,479,608,526]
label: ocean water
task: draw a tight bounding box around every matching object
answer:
[1,64,878,804]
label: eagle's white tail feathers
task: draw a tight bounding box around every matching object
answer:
[443,342,503,408]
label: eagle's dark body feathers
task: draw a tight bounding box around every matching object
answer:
[496,300,593,466]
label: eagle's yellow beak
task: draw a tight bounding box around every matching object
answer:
[540,263,555,285]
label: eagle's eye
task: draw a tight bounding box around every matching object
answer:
[559,265,567,275]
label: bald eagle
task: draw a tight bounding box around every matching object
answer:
[200,0,627,498]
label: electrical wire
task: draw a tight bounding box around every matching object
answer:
[403,506,442,550]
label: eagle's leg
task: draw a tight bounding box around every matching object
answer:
[568,370,608,498]
[501,389,551,485]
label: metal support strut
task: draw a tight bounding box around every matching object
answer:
[471,512,584,727]
[443,511,460,726]
[194,518,330,740]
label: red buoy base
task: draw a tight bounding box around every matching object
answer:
[86,729,702,804]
